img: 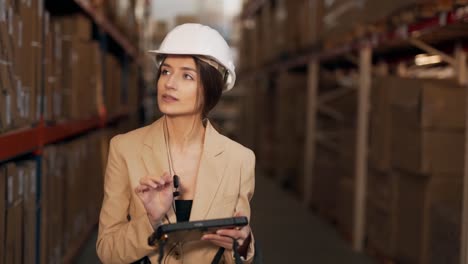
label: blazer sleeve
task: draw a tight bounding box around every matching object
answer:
[231,149,256,264]
[96,135,156,263]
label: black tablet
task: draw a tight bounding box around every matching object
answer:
[148,216,248,246]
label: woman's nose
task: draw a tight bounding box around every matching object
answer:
[165,74,177,90]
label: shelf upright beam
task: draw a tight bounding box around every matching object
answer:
[304,59,319,206]
[459,44,468,264]
[353,45,372,252]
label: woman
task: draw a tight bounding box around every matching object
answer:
[96,23,256,264]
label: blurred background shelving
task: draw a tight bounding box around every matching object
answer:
[3,0,468,264]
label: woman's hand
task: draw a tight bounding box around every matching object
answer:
[135,172,174,227]
[201,212,251,253]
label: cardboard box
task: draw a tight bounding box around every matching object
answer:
[75,14,92,40]
[284,0,301,53]
[367,200,398,258]
[275,72,307,196]
[22,161,37,264]
[0,165,5,264]
[429,200,461,264]
[1,75,16,131]
[259,0,272,62]
[390,77,465,130]
[5,204,16,264]
[367,169,399,210]
[298,0,323,48]
[40,148,50,264]
[366,170,399,257]
[391,126,465,175]
[6,163,17,205]
[311,146,341,216]
[5,162,23,264]
[174,15,199,26]
[369,77,396,171]
[152,20,168,44]
[396,174,462,264]
[321,0,424,46]
[44,12,54,121]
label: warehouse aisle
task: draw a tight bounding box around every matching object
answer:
[77,173,375,263]
[250,174,375,264]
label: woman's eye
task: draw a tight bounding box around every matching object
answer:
[184,74,194,80]
[161,69,170,75]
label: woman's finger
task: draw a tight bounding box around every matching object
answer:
[135,185,150,194]
[161,172,173,184]
[202,235,233,249]
[203,234,233,243]
[216,229,245,240]
[140,177,157,188]
[206,240,232,249]
[151,178,165,186]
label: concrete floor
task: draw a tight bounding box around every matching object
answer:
[76,174,375,264]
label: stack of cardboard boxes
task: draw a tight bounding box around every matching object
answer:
[251,77,275,176]
[274,71,308,197]
[368,76,465,263]
[40,129,113,263]
[44,14,103,122]
[0,0,44,132]
[239,0,322,73]
[1,161,37,264]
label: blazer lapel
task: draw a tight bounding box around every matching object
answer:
[140,118,228,222]
[140,118,177,224]
[190,121,228,221]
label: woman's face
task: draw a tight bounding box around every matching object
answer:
[157,56,202,117]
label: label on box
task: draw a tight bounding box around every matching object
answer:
[18,20,23,47]
[18,168,24,198]
[7,174,13,204]
[5,94,11,125]
[8,7,12,35]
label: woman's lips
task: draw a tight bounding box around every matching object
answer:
[162,94,179,103]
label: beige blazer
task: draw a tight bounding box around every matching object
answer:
[96,117,256,264]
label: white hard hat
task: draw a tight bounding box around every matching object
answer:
[148,23,236,91]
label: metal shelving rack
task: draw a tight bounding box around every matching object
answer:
[0,0,139,262]
[240,1,468,262]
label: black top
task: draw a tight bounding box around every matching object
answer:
[175,200,193,222]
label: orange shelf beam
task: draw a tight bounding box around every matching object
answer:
[0,109,129,162]
[43,116,101,145]
[0,127,42,162]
